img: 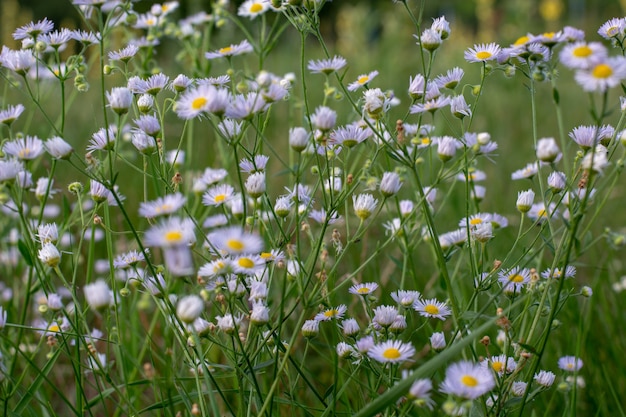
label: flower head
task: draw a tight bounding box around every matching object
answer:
[465,43,501,63]
[440,361,495,399]
[347,70,379,91]
[308,56,347,75]
[368,340,415,364]
[414,298,451,320]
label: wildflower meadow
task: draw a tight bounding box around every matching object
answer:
[2,0,626,415]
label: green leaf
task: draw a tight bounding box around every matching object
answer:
[18,240,33,267]
[517,342,539,355]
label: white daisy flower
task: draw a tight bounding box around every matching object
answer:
[413,298,451,320]
[0,104,25,126]
[314,305,347,322]
[238,0,269,19]
[347,70,379,92]
[3,136,44,160]
[139,193,186,218]
[559,42,607,70]
[207,226,264,255]
[597,17,626,40]
[203,184,235,207]
[464,43,501,63]
[440,360,495,399]
[575,57,626,93]
[368,340,415,364]
[558,356,583,372]
[205,40,254,60]
[348,282,379,296]
[308,55,347,75]
[498,266,531,293]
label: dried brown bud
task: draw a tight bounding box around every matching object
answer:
[172,172,183,185]
[493,259,502,271]
[480,336,491,346]
[93,215,102,225]
[191,403,201,416]
[396,119,405,144]
[143,362,155,379]
[346,174,354,185]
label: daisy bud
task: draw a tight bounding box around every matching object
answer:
[547,171,567,192]
[516,189,535,213]
[581,286,593,297]
[274,195,292,218]
[450,95,471,119]
[380,171,402,197]
[44,136,73,159]
[363,88,388,119]
[536,137,561,162]
[341,318,360,337]
[38,243,61,267]
[311,106,336,132]
[336,342,354,359]
[353,193,378,220]
[84,279,112,312]
[471,222,493,243]
[420,28,442,52]
[430,331,446,350]
[250,301,270,325]
[106,87,133,115]
[137,94,154,113]
[245,172,266,198]
[289,127,309,152]
[301,319,319,338]
[437,136,457,162]
[176,295,205,324]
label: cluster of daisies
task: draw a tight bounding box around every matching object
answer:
[0,0,613,414]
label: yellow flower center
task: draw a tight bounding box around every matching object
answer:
[537,208,547,217]
[475,51,492,60]
[357,75,370,84]
[492,361,504,372]
[146,18,155,26]
[566,363,574,369]
[219,46,233,55]
[607,26,619,37]
[543,32,555,38]
[324,309,338,318]
[593,63,613,79]
[421,138,431,145]
[191,97,208,110]
[514,36,529,46]
[156,204,172,214]
[461,375,478,387]
[213,261,225,273]
[509,274,525,283]
[469,218,483,225]
[573,45,592,58]
[238,257,255,269]
[165,231,183,243]
[18,148,31,159]
[357,287,370,294]
[424,304,440,315]
[382,348,401,360]
[48,324,60,332]
[250,3,263,13]
[214,194,226,203]
[260,252,273,259]
[227,239,244,251]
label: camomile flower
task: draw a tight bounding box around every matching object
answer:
[435,67,464,89]
[559,42,607,70]
[368,340,415,364]
[12,18,54,40]
[481,354,517,376]
[232,254,265,274]
[113,249,147,269]
[347,70,379,91]
[558,356,583,372]
[329,124,372,147]
[238,0,269,19]
[413,298,451,320]
[597,17,626,40]
[205,39,254,60]
[203,184,235,207]
[314,305,347,322]
[440,360,495,399]
[139,193,186,218]
[144,217,196,248]
[348,282,379,296]
[458,212,492,228]
[308,55,347,75]
[87,126,116,152]
[391,290,421,307]
[207,226,264,255]
[464,43,501,63]
[108,44,139,62]
[511,162,539,180]
[528,202,557,223]
[575,57,626,93]
[498,266,531,292]
[3,136,44,160]
[0,104,25,126]
[541,265,576,279]
[353,193,378,220]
